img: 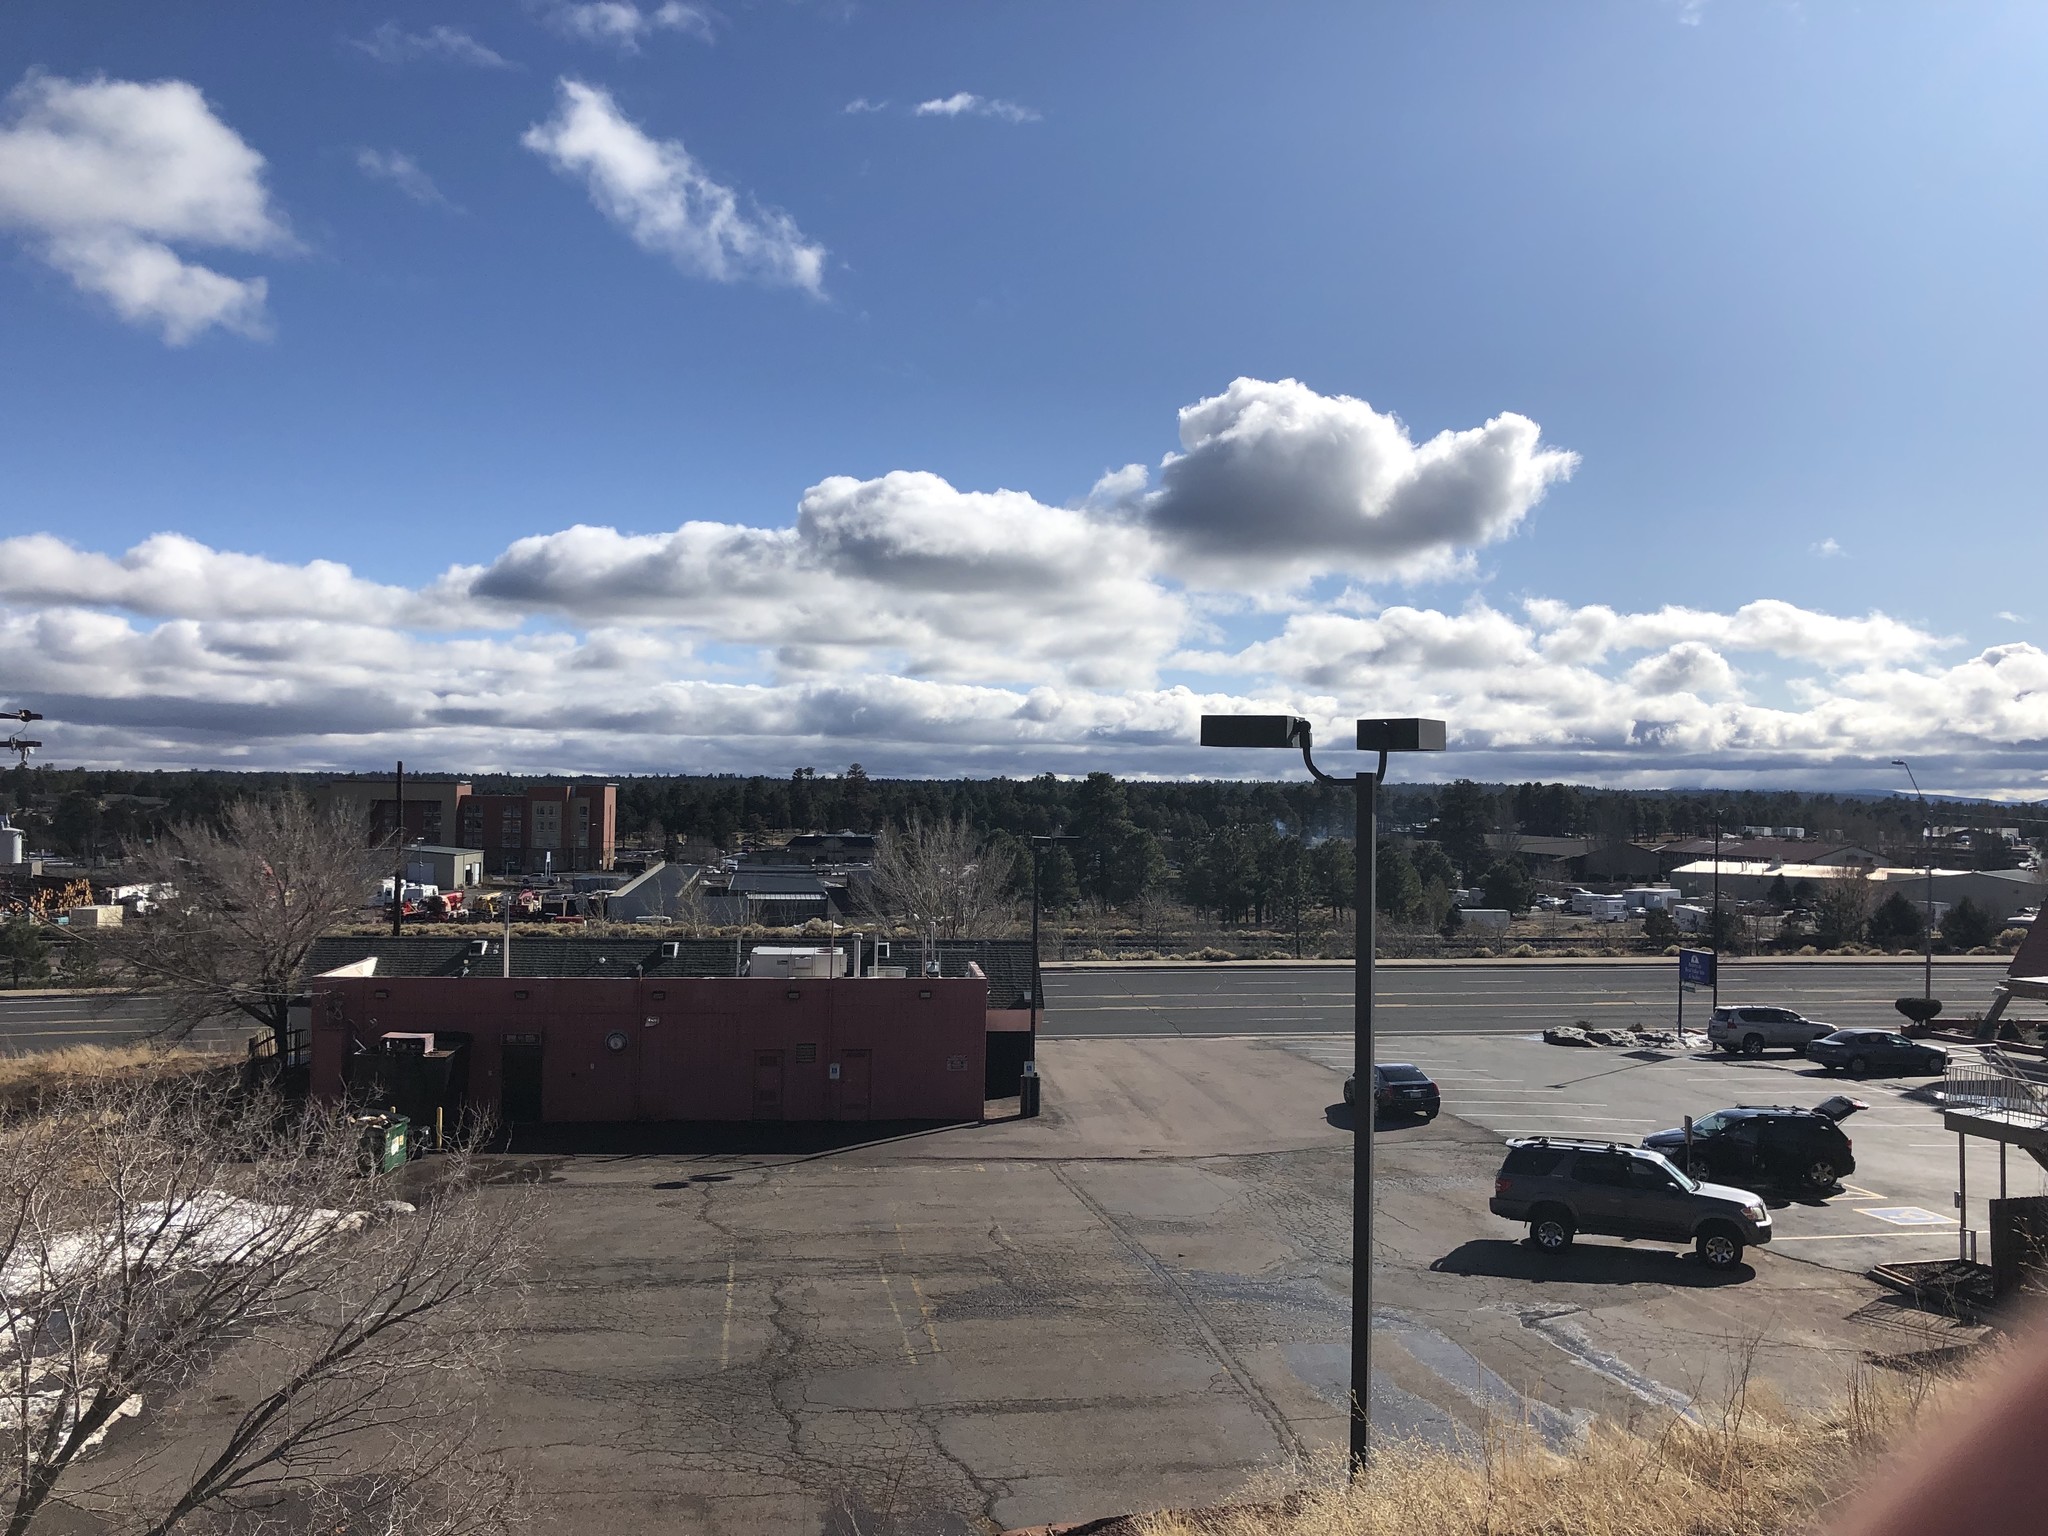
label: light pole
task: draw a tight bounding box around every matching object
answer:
[1027,834,1079,1117]
[1892,759,1934,1002]
[1200,713,1446,1475]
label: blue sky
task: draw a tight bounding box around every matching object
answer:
[1,2,2044,794]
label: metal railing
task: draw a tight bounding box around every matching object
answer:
[1943,1061,2048,1128]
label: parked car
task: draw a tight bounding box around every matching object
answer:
[1489,1137,1771,1270]
[1806,1028,1949,1077]
[1343,1062,1441,1121]
[1640,1096,1863,1193]
[1706,1005,1837,1056]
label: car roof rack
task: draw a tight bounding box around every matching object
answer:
[1506,1135,1638,1152]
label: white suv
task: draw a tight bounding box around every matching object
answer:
[1707,1005,1836,1057]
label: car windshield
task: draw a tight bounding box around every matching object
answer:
[1379,1065,1427,1083]
[1641,1150,1699,1192]
[1690,1111,1730,1136]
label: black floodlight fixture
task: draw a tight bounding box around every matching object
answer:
[1199,714,1310,750]
[1357,718,1447,754]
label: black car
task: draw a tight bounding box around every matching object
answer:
[1805,1028,1949,1077]
[1343,1062,1441,1120]
[1641,1096,1863,1193]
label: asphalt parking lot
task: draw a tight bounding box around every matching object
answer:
[1270,1029,2033,1277]
[476,1028,1985,1535]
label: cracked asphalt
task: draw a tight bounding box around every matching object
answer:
[482,1035,1980,1535]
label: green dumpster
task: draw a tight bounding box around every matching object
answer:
[356,1114,411,1176]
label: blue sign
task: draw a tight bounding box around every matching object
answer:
[1679,948,1716,987]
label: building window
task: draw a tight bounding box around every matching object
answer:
[460,804,484,847]
[530,801,561,852]
[500,808,522,849]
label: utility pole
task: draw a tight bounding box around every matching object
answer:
[1710,815,1721,1011]
[1892,760,1933,1002]
[391,760,405,939]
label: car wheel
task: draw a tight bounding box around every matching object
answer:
[1696,1226,1743,1270]
[1530,1209,1574,1253]
[1741,1034,1765,1057]
[1848,1055,1870,1077]
[1801,1159,1838,1191]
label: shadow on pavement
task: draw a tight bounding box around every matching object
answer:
[488,1118,979,1163]
[1430,1238,1754,1287]
[1324,1102,1438,1133]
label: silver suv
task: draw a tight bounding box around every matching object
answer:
[1489,1137,1772,1270]
[1707,1005,1835,1057]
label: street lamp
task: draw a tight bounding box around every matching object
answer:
[2,709,41,768]
[1199,711,1446,1474]
[1891,759,1934,1004]
[1025,834,1080,1119]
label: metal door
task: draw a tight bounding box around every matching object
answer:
[753,1050,785,1120]
[834,1048,872,1121]
[501,1033,544,1124]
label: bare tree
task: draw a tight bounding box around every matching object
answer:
[864,816,1016,940]
[0,1075,527,1535]
[106,797,382,1055]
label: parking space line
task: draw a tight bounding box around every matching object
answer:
[876,1259,921,1367]
[720,1259,735,1369]
[1769,1231,1958,1242]
[896,1224,942,1358]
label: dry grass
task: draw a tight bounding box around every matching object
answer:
[0,1041,238,1098]
[1135,1364,1958,1536]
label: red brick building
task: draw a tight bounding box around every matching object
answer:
[315,778,617,875]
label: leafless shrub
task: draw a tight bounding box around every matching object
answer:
[0,1075,529,1535]
[104,795,383,1054]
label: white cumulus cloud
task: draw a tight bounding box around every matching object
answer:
[913,93,1039,123]
[7,376,2040,791]
[0,74,291,343]
[522,79,825,295]
[1124,377,1578,586]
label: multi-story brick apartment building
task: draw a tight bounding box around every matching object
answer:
[314,776,616,876]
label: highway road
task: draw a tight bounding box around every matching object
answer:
[0,993,238,1054]
[1042,958,2009,1038]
